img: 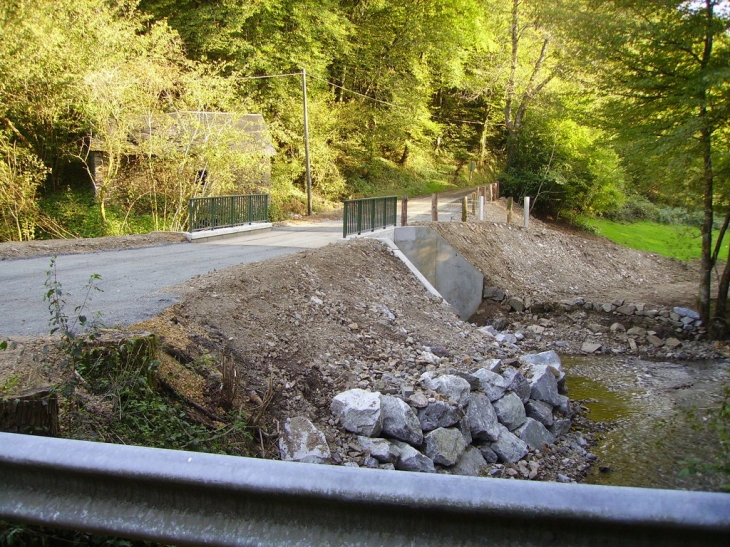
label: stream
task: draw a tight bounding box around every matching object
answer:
[562,354,730,491]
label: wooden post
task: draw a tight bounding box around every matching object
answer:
[488,184,494,202]
[495,181,500,200]
[401,195,408,226]
[471,192,476,215]
[507,197,513,224]
[431,193,438,221]
[462,196,468,222]
[524,196,530,229]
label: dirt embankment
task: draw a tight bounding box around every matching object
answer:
[1,217,724,484]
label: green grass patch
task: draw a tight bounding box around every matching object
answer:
[583,217,728,261]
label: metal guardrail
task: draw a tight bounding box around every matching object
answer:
[188,194,269,232]
[1,433,729,546]
[343,195,397,238]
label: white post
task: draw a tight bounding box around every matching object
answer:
[524,196,530,229]
[478,196,484,221]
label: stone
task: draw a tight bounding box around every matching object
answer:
[527,324,545,334]
[490,424,529,464]
[330,389,383,437]
[617,304,636,315]
[525,365,563,407]
[627,326,646,336]
[391,440,436,473]
[587,322,608,334]
[478,325,498,337]
[357,436,399,463]
[514,417,556,450]
[525,399,554,427]
[278,416,331,464]
[424,427,467,466]
[482,358,503,373]
[550,418,571,438]
[495,332,518,344]
[673,307,700,320]
[665,337,682,349]
[502,368,531,403]
[450,446,489,477]
[508,297,525,312]
[449,370,480,390]
[476,443,499,464]
[458,416,473,446]
[417,400,463,432]
[408,391,429,408]
[602,303,614,313]
[483,287,506,301]
[363,456,380,468]
[647,335,664,348]
[380,395,423,446]
[472,368,508,401]
[420,373,471,406]
[628,338,638,352]
[581,342,602,354]
[519,350,561,369]
[492,392,527,430]
[466,393,501,442]
[610,322,626,333]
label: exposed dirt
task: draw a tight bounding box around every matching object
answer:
[1,214,726,487]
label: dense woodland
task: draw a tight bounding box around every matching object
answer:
[1,0,729,326]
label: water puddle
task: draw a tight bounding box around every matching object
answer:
[562,355,730,491]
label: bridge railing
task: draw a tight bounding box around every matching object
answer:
[342,195,398,238]
[1,433,729,546]
[188,194,269,232]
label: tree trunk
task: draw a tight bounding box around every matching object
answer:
[0,387,59,436]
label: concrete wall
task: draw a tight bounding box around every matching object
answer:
[394,226,483,320]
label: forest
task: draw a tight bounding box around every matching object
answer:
[0,0,729,324]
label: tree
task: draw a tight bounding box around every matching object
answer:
[565,0,730,331]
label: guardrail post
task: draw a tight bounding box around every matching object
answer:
[357,200,363,235]
[479,196,484,221]
[462,196,468,222]
[524,196,530,229]
[507,197,513,224]
[431,194,438,221]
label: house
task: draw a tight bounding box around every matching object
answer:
[88,112,276,193]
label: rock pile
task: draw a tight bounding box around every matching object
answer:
[280,350,574,477]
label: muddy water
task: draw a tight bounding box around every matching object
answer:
[562,355,730,491]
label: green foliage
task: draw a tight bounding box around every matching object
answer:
[579,218,730,261]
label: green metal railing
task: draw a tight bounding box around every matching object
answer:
[188,194,269,232]
[343,196,398,238]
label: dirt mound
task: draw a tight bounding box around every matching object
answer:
[430,221,698,308]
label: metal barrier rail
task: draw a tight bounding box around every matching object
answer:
[188,194,269,232]
[343,195,397,238]
[1,433,729,546]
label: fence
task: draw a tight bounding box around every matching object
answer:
[343,196,398,238]
[188,194,269,232]
[1,433,729,547]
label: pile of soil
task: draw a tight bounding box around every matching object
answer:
[1,214,725,486]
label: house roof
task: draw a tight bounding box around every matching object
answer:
[89,112,276,156]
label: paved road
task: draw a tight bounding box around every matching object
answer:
[0,187,508,336]
[0,221,342,336]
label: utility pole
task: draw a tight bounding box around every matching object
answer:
[301,68,312,216]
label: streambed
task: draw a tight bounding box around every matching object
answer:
[563,355,730,491]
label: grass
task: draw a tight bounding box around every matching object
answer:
[582,217,729,261]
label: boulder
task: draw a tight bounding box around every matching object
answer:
[525,399,554,427]
[458,416,473,446]
[358,436,400,464]
[519,350,562,369]
[391,440,436,473]
[525,365,563,407]
[330,389,383,437]
[482,358,503,373]
[550,418,572,438]
[490,424,529,464]
[417,400,463,432]
[492,392,527,431]
[380,395,423,446]
[673,307,700,320]
[449,370,481,390]
[472,368,508,401]
[616,304,636,315]
[483,287,505,301]
[450,446,489,477]
[581,342,602,354]
[475,443,499,464]
[466,392,500,442]
[502,368,531,403]
[278,417,331,464]
[423,427,467,466]
[420,373,471,406]
[514,417,556,450]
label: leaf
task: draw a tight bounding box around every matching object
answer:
[0,341,6,350]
